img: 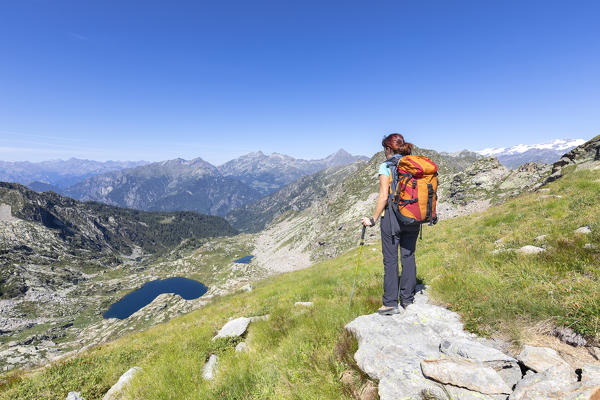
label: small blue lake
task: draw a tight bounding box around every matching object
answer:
[234,256,254,264]
[103,277,208,320]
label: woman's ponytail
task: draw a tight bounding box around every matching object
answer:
[382,133,413,156]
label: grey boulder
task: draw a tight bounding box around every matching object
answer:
[212,317,250,340]
[202,354,218,380]
[575,226,592,234]
[102,366,141,400]
[517,246,545,255]
[516,345,569,373]
[235,342,248,352]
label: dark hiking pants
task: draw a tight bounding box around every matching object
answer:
[380,214,419,307]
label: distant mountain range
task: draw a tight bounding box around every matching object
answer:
[0,158,150,189]
[476,139,586,169]
[220,149,368,195]
[60,149,367,216]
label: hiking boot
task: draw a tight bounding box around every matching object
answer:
[377,306,400,315]
[400,301,414,310]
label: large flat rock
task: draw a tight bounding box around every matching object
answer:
[212,317,251,340]
[345,288,518,400]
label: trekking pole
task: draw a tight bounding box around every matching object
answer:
[349,225,367,307]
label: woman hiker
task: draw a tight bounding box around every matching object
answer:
[360,133,420,315]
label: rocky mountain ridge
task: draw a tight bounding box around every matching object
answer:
[61,150,366,216]
[220,149,367,195]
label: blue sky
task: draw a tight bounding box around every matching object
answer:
[1,0,599,164]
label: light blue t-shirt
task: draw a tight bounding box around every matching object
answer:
[378,155,403,177]
[378,162,390,177]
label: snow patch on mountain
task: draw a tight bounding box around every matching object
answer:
[477,139,586,156]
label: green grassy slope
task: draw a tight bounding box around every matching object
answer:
[1,168,598,399]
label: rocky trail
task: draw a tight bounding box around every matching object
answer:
[345,286,600,400]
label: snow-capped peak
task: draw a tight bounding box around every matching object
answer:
[477,139,586,156]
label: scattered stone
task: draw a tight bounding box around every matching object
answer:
[575,226,592,235]
[212,317,250,340]
[235,342,248,353]
[584,243,597,250]
[66,392,84,400]
[516,345,569,373]
[421,358,512,395]
[294,301,313,307]
[202,354,218,380]
[551,326,587,347]
[240,284,253,292]
[534,235,547,242]
[102,366,141,400]
[517,245,546,255]
[358,381,378,400]
[539,194,562,199]
[340,369,356,386]
[248,314,269,322]
[492,248,514,255]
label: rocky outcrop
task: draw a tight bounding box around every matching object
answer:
[345,287,600,400]
[345,287,520,399]
[543,134,600,184]
[445,158,550,207]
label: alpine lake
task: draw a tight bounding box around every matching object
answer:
[103,277,208,319]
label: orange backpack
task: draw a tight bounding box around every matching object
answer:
[387,155,439,225]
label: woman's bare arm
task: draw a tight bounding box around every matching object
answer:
[361,174,389,226]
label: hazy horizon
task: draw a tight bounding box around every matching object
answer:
[0,136,593,164]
